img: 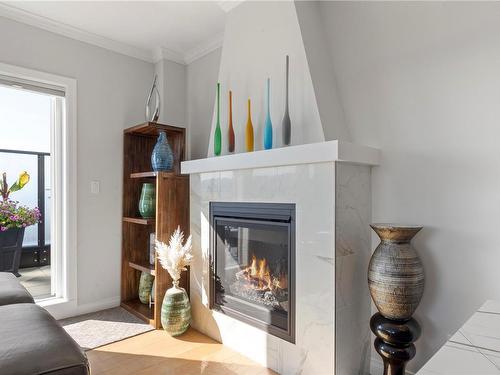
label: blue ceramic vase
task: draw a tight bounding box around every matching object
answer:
[151,131,173,171]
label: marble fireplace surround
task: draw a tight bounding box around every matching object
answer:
[181,141,380,374]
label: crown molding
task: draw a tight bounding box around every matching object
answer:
[217,1,245,13]
[0,3,155,63]
[152,47,187,65]
[184,33,224,65]
[0,3,224,66]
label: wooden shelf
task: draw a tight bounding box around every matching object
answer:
[129,260,155,276]
[121,299,154,324]
[129,171,179,179]
[130,171,158,179]
[123,217,155,225]
[125,122,186,137]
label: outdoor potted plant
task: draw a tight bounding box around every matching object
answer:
[0,172,41,276]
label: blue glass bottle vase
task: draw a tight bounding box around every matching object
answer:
[151,131,173,171]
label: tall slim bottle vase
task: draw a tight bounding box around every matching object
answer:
[228,90,235,153]
[282,55,291,146]
[214,83,222,156]
[264,78,273,150]
[245,99,254,152]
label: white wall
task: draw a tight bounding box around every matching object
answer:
[294,1,350,143]
[155,58,186,128]
[317,2,500,372]
[0,16,153,312]
[187,48,221,160]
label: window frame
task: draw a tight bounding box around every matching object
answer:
[0,62,77,317]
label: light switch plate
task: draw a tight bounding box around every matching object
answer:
[90,180,100,194]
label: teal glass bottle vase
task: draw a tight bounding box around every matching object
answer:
[264,78,273,150]
[138,183,156,218]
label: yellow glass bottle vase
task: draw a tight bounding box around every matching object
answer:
[245,99,254,152]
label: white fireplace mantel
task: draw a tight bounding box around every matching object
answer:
[181,140,380,174]
[186,141,379,374]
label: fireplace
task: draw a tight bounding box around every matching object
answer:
[210,202,295,343]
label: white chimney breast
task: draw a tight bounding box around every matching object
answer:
[208,1,350,157]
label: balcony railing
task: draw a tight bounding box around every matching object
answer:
[0,148,50,267]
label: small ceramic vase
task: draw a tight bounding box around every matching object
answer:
[138,183,155,219]
[151,131,173,171]
[138,271,154,304]
[161,280,191,336]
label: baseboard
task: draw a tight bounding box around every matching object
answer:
[370,358,416,375]
[74,296,121,317]
[43,295,121,320]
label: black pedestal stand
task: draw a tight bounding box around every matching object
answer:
[370,313,421,375]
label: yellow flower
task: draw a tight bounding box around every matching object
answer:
[17,172,29,188]
[7,171,31,195]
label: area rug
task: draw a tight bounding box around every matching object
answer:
[59,307,154,350]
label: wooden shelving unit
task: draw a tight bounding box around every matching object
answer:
[121,122,189,329]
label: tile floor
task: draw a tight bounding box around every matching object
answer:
[417,300,500,374]
[18,265,53,299]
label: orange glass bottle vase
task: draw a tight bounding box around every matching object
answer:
[228,90,235,153]
[245,99,254,152]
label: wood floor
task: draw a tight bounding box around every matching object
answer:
[87,328,277,375]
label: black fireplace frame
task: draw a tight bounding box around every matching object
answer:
[209,202,296,343]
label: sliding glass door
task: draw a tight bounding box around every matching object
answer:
[0,83,63,300]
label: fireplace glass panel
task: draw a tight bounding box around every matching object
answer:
[214,218,290,331]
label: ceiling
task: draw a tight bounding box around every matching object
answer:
[0,1,229,64]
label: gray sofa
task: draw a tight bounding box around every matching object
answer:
[0,272,90,375]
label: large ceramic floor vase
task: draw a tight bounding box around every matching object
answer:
[161,282,191,336]
[368,224,424,375]
[368,224,424,320]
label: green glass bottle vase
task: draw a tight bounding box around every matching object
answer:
[214,83,222,156]
[138,183,155,218]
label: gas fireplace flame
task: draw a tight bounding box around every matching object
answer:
[236,255,287,292]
